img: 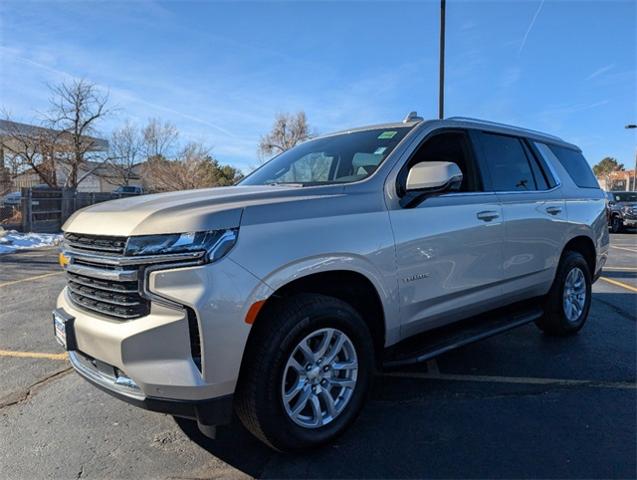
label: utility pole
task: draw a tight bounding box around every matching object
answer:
[439,0,446,120]
[626,124,636,191]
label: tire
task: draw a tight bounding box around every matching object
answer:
[610,215,623,233]
[235,294,374,452]
[536,250,592,336]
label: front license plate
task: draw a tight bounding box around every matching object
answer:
[53,311,67,348]
[52,309,76,350]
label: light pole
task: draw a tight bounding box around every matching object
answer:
[439,0,446,120]
[626,124,636,191]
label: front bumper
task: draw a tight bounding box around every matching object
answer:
[68,349,233,425]
[56,255,272,417]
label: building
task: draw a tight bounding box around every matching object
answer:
[0,119,122,193]
[11,161,144,193]
[596,169,636,191]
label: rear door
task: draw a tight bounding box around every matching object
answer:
[474,131,567,301]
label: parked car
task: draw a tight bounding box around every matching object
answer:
[113,185,144,195]
[1,191,21,208]
[607,191,637,233]
[54,115,608,451]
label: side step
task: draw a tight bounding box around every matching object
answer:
[382,304,544,368]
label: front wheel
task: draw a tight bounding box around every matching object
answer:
[235,294,374,452]
[536,250,592,336]
[610,215,623,233]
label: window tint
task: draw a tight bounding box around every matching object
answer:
[522,141,549,190]
[546,144,599,189]
[613,192,637,202]
[404,131,482,192]
[479,133,536,191]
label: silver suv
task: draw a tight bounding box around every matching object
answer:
[53,115,608,451]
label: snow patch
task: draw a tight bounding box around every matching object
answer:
[0,229,62,254]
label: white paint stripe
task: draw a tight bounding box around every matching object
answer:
[383,371,637,390]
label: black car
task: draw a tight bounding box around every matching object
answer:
[607,191,637,233]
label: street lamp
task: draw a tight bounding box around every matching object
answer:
[626,124,636,191]
[439,0,446,120]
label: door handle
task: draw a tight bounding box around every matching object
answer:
[545,206,562,216]
[477,210,500,222]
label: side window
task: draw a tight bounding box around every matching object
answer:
[402,131,483,193]
[543,144,599,189]
[479,133,536,191]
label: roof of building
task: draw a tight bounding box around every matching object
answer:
[0,119,108,150]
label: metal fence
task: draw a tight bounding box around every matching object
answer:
[0,188,135,233]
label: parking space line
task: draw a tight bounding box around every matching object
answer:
[599,276,637,293]
[383,371,637,390]
[603,266,637,271]
[611,245,637,254]
[0,271,63,289]
[0,349,67,361]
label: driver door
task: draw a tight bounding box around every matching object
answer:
[387,130,505,337]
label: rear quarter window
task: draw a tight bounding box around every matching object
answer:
[544,144,599,189]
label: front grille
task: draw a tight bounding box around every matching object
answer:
[66,271,149,319]
[64,232,127,254]
[64,233,149,320]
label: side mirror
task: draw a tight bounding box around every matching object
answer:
[406,161,463,192]
[401,161,463,208]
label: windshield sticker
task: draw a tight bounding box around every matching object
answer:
[378,131,397,139]
[373,147,387,155]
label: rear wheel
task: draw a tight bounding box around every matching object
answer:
[235,294,374,451]
[536,250,592,336]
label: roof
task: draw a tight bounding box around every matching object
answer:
[0,119,108,150]
[312,114,577,150]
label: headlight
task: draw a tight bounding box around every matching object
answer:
[125,229,238,262]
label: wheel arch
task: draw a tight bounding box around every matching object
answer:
[562,235,596,276]
[241,268,388,371]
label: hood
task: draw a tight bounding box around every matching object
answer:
[63,185,340,236]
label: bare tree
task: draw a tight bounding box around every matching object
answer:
[46,79,110,188]
[258,111,314,159]
[108,121,142,186]
[0,115,60,187]
[142,141,241,192]
[142,118,179,160]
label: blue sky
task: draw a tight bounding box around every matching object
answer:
[1,0,635,173]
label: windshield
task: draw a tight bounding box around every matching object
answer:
[613,192,637,202]
[240,127,412,186]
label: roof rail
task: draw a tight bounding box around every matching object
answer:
[445,116,564,142]
[403,111,424,123]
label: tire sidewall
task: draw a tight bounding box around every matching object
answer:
[555,253,592,331]
[256,299,373,450]
[611,216,622,233]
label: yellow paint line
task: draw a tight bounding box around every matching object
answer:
[599,276,637,293]
[603,266,637,271]
[611,245,637,254]
[0,271,63,288]
[0,349,67,360]
[383,371,637,390]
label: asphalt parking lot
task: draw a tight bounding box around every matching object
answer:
[0,234,635,479]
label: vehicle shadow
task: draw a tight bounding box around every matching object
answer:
[175,293,636,479]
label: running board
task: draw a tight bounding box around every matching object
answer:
[383,305,544,368]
